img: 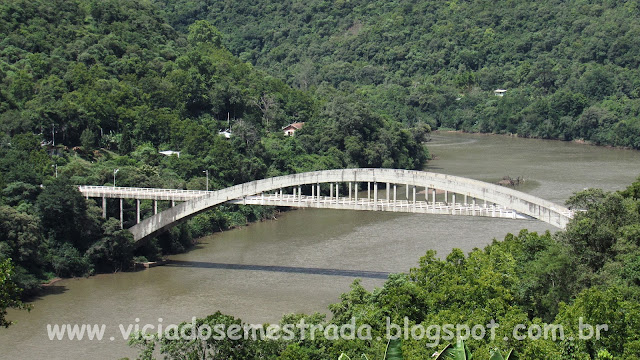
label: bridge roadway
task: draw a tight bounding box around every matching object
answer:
[80,186,208,201]
[79,168,575,245]
[228,194,527,219]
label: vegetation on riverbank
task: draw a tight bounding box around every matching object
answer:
[129,177,640,359]
[0,258,30,328]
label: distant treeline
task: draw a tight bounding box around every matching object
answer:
[155,0,640,148]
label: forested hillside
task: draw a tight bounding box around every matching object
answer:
[155,0,640,148]
[0,0,428,299]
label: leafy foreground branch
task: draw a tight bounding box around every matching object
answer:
[339,339,517,360]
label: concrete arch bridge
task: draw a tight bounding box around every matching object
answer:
[78,168,574,247]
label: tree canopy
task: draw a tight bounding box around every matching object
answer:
[154,0,640,148]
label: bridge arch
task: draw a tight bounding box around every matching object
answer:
[127,168,572,245]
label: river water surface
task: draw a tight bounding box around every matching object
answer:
[1,133,639,359]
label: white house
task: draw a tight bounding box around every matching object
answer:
[159,150,180,158]
[282,122,305,136]
[494,89,508,97]
[218,129,232,139]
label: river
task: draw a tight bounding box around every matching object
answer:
[1,132,639,359]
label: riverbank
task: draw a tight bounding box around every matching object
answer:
[41,277,63,287]
[434,129,637,151]
[20,206,288,302]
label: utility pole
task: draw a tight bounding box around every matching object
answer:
[113,168,119,187]
[203,170,209,191]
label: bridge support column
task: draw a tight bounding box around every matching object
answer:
[386,183,390,203]
[452,193,456,214]
[354,183,358,204]
[412,186,416,209]
[102,196,107,218]
[153,200,158,215]
[120,198,123,229]
[367,182,370,202]
[136,199,140,224]
[349,182,352,200]
[171,200,175,207]
[312,185,315,199]
[393,184,397,209]
[432,188,436,205]
[464,194,468,205]
[335,183,339,204]
[425,187,429,203]
[298,186,302,203]
[444,191,448,205]
[330,184,333,199]
[405,184,409,199]
[316,184,320,204]
[373,182,378,210]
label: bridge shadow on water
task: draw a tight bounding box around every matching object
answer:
[166,260,390,279]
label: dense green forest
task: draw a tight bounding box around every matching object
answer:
[1,0,640,358]
[154,0,640,148]
[126,179,640,359]
[0,0,428,303]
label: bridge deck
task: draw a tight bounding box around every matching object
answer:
[79,186,547,220]
[79,186,208,201]
[228,194,532,220]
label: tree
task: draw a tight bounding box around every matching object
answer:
[565,188,606,210]
[187,20,223,48]
[36,178,102,251]
[86,218,134,272]
[2,181,41,208]
[0,258,30,328]
[254,93,279,131]
[80,128,97,150]
[0,205,45,294]
[555,287,640,359]
[562,190,638,273]
[129,311,263,359]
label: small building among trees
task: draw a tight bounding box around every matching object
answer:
[494,89,508,97]
[282,122,305,136]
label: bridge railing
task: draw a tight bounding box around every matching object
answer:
[78,185,209,200]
